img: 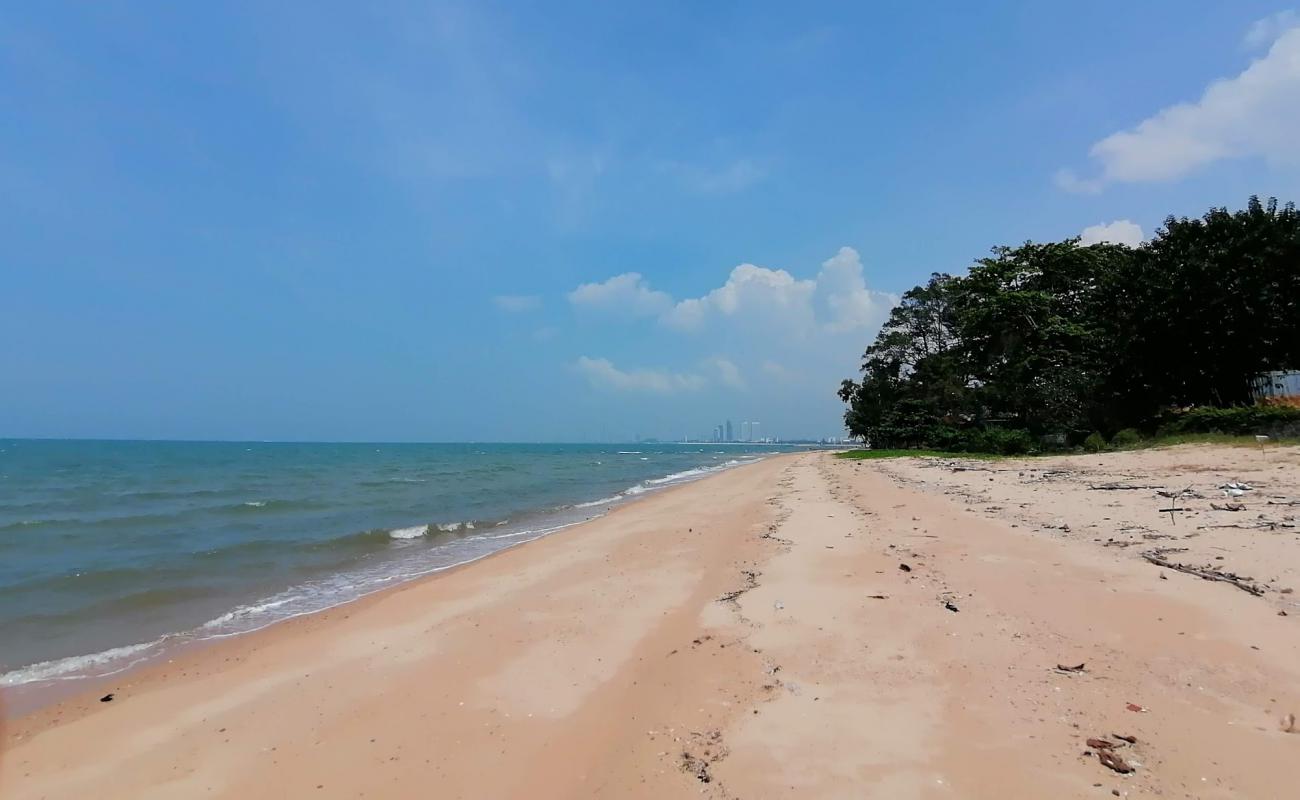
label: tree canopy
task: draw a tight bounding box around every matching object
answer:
[839,197,1300,452]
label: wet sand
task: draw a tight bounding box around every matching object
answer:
[4,447,1298,798]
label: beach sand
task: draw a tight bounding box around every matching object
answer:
[4,446,1299,798]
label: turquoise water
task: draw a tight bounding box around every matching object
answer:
[0,440,784,687]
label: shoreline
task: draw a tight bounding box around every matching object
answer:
[6,446,1298,798]
[1,452,775,720]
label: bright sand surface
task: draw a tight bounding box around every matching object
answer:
[4,446,1300,798]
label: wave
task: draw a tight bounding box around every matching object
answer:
[390,520,477,539]
[1,640,164,687]
[571,456,760,509]
[573,494,622,509]
[388,525,428,540]
[0,517,77,532]
[646,466,714,485]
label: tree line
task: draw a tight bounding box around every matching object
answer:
[838,197,1300,452]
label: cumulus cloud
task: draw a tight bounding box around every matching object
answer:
[660,246,896,334]
[568,273,673,317]
[567,248,899,425]
[1057,24,1300,189]
[662,263,816,332]
[492,294,541,312]
[1078,219,1145,247]
[814,247,899,332]
[1245,10,1298,49]
[574,356,705,394]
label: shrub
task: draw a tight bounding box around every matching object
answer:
[1111,428,1143,448]
[972,427,1036,455]
[1156,405,1300,436]
[1083,432,1107,452]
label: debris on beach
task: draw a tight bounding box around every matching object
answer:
[942,600,960,612]
[1283,713,1297,734]
[679,729,728,785]
[718,570,759,603]
[1140,548,1265,596]
[1055,662,1086,674]
[1091,483,1165,491]
[1125,703,1147,713]
[898,563,912,572]
[1097,750,1134,774]
[100,693,114,703]
[1210,502,1246,512]
[1085,732,1138,774]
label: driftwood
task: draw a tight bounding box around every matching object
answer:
[1158,487,1203,498]
[1198,521,1295,531]
[1141,549,1265,596]
[1210,502,1246,512]
[1089,483,1165,490]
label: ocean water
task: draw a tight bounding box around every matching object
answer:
[0,440,785,689]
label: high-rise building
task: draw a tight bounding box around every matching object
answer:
[725,420,733,442]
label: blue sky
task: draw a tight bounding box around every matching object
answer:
[4,2,1299,441]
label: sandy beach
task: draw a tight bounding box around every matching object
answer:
[4,446,1300,799]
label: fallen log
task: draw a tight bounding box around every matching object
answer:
[1141,549,1264,596]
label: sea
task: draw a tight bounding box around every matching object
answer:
[0,440,789,694]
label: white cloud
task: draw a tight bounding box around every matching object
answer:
[574,356,705,394]
[492,294,541,312]
[1052,168,1103,195]
[707,357,746,390]
[661,158,767,194]
[660,247,896,334]
[1245,10,1297,49]
[814,247,899,332]
[567,248,899,431]
[568,273,673,317]
[1078,219,1145,247]
[1058,26,1300,188]
[662,264,817,332]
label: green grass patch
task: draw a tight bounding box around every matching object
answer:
[1112,432,1300,450]
[836,449,1011,460]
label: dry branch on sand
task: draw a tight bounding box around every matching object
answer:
[1141,548,1265,596]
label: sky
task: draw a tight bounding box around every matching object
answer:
[3,2,1300,442]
